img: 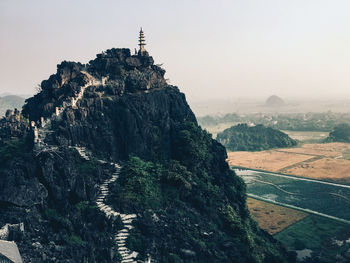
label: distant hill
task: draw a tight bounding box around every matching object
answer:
[326,123,350,142]
[217,124,297,151]
[0,95,25,116]
[266,95,285,107]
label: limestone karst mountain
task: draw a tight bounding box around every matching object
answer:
[265,95,285,107]
[217,124,297,151]
[0,48,294,262]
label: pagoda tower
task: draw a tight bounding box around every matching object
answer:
[138,28,146,55]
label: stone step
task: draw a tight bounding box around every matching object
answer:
[124,252,139,259]
[122,258,137,262]
[119,250,129,256]
[121,214,137,220]
[116,233,129,238]
[102,207,112,213]
[115,236,127,241]
[122,219,134,224]
[116,232,129,237]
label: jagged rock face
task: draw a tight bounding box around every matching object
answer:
[0,148,118,262]
[23,49,166,123]
[88,48,166,93]
[0,109,29,141]
[52,87,195,161]
[22,62,87,121]
[0,153,45,207]
[0,48,293,262]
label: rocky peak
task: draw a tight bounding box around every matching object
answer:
[22,48,167,122]
[87,48,166,92]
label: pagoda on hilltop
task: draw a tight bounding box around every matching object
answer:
[138,28,147,55]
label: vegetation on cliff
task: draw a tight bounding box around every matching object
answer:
[107,122,293,262]
[217,124,297,151]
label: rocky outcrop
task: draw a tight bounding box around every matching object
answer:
[0,109,29,141]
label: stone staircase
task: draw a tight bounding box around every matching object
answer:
[73,146,139,263]
[30,70,154,262]
[33,71,101,152]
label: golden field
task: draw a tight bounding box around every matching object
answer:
[228,143,350,183]
[247,198,308,235]
[227,150,313,172]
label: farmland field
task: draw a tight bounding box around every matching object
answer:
[228,151,313,172]
[279,142,350,157]
[284,158,350,183]
[236,169,350,221]
[246,198,350,262]
[282,130,329,143]
[247,197,308,234]
[228,142,350,183]
[240,170,350,262]
[275,215,350,262]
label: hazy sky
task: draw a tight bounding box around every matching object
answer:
[1,0,350,101]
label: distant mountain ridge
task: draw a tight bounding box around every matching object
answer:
[0,95,26,116]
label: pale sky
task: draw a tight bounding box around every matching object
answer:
[1,0,350,101]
